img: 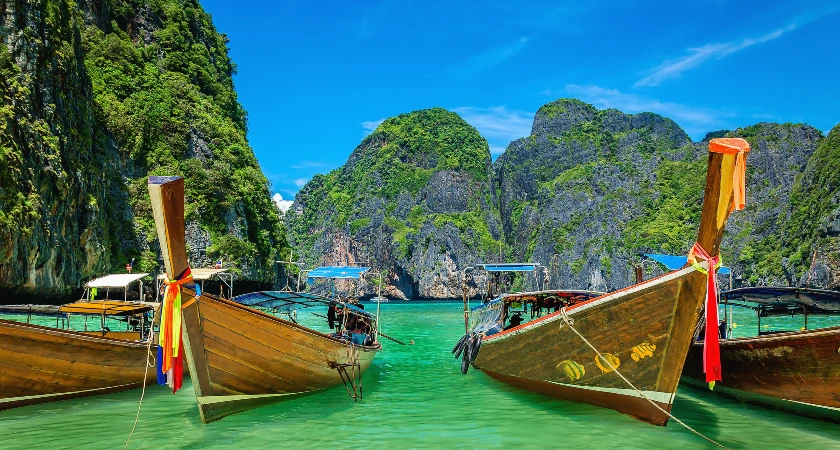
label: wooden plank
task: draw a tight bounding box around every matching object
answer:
[147,176,193,285]
[683,327,840,415]
[0,319,155,411]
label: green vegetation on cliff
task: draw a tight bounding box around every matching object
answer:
[84,0,287,277]
[287,108,500,298]
[0,0,288,295]
[740,125,840,284]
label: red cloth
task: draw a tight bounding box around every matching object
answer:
[689,243,722,385]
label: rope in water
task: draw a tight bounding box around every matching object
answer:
[124,308,158,450]
[558,308,729,450]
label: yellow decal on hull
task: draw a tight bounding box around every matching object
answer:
[595,353,620,373]
[631,342,656,361]
[557,360,585,381]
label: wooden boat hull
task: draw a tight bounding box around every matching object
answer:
[682,326,840,423]
[180,291,381,424]
[0,319,156,411]
[474,266,709,425]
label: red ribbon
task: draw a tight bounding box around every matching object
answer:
[688,243,722,388]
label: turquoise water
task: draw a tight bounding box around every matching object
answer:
[1,302,839,449]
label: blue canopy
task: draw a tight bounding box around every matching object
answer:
[307,266,370,279]
[480,263,537,272]
[645,253,731,275]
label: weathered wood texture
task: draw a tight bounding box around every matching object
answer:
[0,319,155,411]
[148,176,193,286]
[477,270,706,425]
[682,327,840,423]
[181,292,380,423]
[472,148,745,426]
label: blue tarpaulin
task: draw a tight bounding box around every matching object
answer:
[307,266,370,279]
[480,263,537,272]
[644,253,731,275]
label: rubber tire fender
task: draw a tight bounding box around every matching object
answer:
[469,335,482,363]
[452,334,469,356]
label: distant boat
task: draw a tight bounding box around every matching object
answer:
[148,176,382,424]
[456,138,752,425]
[370,296,390,303]
[0,273,157,411]
[681,286,840,423]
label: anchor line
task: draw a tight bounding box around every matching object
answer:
[558,307,729,450]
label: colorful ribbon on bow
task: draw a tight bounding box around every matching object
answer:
[688,243,722,389]
[687,138,749,390]
[157,267,193,393]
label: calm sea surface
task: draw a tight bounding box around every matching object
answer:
[1,301,839,449]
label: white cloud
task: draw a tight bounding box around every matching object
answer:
[564,84,729,137]
[635,25,795,87]
[453,106,535,158]
[446,37,528,77]
[293,178,309,188]
[453,106,534,143]
[290,160,327,170]
[272,193,293,213]
[362,118,385,136]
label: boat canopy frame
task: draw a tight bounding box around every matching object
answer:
[82,273,150,303]
[720,286,840,335]
[156,268,234,301]
[234,265,384,344]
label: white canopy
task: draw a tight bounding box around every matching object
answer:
[85,273,150,288]
[157,268,229,281]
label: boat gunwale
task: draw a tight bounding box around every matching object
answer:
[699,325,840,346]
[0,318,151,348]
[190,292,382,353]
[482,262,707,343]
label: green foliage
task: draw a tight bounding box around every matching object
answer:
[552,214,583,253]
[76,0,287,278]
[288,107,498,263]
[350,217,370,234]
[741,125,840,282]
[622,157,705,253]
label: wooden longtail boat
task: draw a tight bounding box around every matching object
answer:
[682,287,840,423]
[148,176,382,424]
[0,273,157,411]
[456,138,751,425]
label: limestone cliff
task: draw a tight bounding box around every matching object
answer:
[0,0,287,300]
[497,99,834,292]
[286,108,501,299]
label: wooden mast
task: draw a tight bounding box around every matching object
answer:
[693,150,738,261]
[147,176,194,288]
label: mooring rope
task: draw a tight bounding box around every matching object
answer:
[124,309,158,450]
[558,308,728,449]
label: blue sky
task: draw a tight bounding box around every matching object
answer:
[199,0,840,208]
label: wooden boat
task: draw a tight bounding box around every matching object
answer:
[456,138,751,425]
[682,286,840,423]
[0,273,157,411]
[148,176,382,424]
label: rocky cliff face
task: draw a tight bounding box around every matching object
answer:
[286,108,501,299]
[497,100,834,292]
[496,99,701,292]
[289,99,838,298]
[736,124,840,289]
[0,0,287,300]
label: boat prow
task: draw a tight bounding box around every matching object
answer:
[458,138,752,425]
[148,176,383,423]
